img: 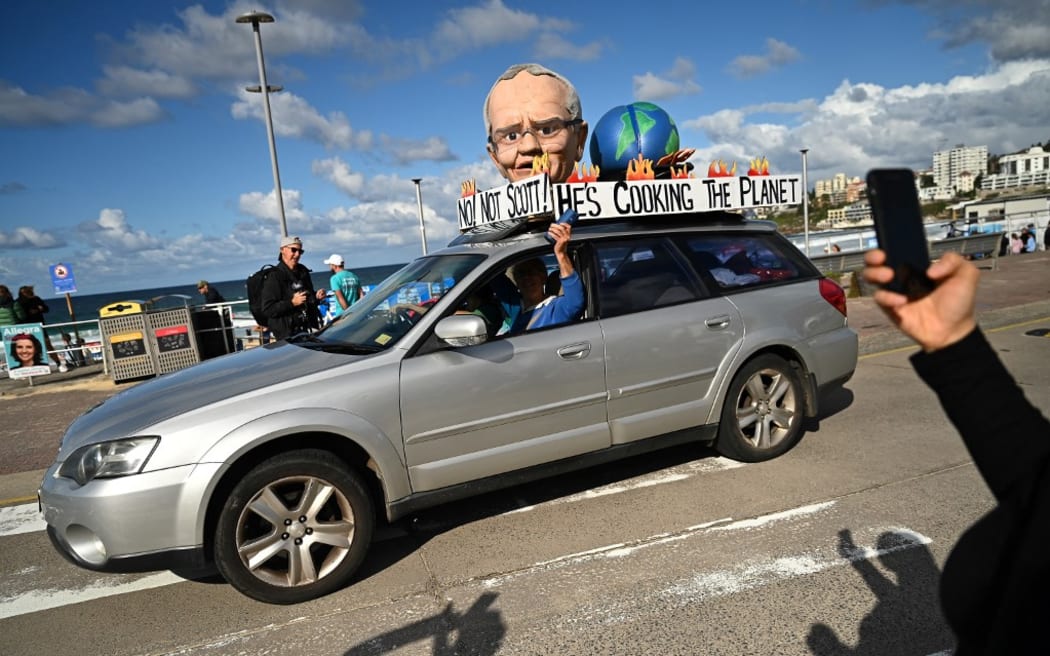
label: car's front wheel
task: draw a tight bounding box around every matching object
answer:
[716,354,804,462]
[214,449,374,604]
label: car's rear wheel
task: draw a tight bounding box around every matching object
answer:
[214,449,374,604]
[716,354,804,462]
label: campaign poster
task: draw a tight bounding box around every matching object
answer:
[3,323,51,380]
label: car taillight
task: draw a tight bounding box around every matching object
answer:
[819,278,847,317]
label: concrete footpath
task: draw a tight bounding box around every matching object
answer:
[2,250,1048,503]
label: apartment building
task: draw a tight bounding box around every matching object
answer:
[933,145,988,191]
[825,202,873,228]
[981,146,1050,191]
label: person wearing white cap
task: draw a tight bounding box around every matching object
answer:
[323,253,362,319]
[260,235,325,340]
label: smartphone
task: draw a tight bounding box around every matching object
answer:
[865,168,935,299]
[545,208,579,243]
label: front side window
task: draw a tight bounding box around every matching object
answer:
[318,254,485,351]
[479,249,586,336]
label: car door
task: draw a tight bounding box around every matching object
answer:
[595,236,743,444]
[399,267,609,493]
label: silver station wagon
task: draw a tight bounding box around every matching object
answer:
[39,212,857,604]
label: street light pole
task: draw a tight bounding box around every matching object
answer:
[411,178,429,255]
[800,148,810,257]
[236,11,287,237]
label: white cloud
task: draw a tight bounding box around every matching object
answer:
[912,0,1050,62]
[681,58,1050,181]
[97,66,197,99]
[313,157,366,198]
[634,57,702,102]
[728,38,802,79]
[432,0,542,56]
[238,188,314,227]
[90,97,166,128]
[379,135,457,165]
[230,88,368,150]
[532,33,605,62]
[0,227,65,248]
[0,81,165,128]
[78,209,163,250]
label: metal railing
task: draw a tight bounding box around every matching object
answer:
[808,231,1003,275]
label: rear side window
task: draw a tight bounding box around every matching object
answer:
[676,234,805,291]
[594,238,700,317]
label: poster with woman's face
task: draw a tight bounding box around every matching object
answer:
[3,323,51,379]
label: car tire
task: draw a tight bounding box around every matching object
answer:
[716,354,804,462]
[213,449,374,604]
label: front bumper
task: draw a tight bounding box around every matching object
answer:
[39,461,221,571]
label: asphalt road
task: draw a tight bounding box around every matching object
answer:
[2,316,1049,655]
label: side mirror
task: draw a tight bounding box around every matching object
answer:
[434,314,489,348]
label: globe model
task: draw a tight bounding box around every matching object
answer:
[589,102,680,173]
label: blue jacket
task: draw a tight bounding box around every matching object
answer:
[494,271,585,334]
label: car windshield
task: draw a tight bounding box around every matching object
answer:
[315,253,486,351]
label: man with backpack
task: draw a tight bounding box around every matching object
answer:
[258,235,324,341]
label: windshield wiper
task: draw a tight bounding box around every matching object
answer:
[288,333,383,354]
[287,333,324,344]
[321,342,384,354]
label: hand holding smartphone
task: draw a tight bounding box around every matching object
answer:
[545,209,579,244]
[865,168,936,299]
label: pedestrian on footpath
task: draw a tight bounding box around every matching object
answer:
[0,285,24,326]
[323,254,362,320]
[197,280,225,304]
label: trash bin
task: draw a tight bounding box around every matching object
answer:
[146,306,201,374]
[99,301,156,382]
[191,305,235,360]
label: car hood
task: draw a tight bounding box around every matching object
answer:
[61,342,364,449]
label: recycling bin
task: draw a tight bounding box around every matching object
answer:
[99,301,155,382]
[145,306,201,374]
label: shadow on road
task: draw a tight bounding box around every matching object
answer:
[343,591,505,655]
[807,529,953,655]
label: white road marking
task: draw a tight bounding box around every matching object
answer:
[507,458,743,515]
[550,524,935,630]
[711,501,836,531]
[0,503,45,537]
[485,501,838,587]
[0,571,186,620]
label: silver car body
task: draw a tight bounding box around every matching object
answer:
[40,217,857,581]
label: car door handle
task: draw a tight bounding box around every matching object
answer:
[557,342,591,360]
[705,315,731,329]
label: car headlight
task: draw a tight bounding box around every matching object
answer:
[58,437,159,486]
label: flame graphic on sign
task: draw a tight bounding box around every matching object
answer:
[625,154,655,180]
[566,162,600,183]
[670,166,693,179]
[748,157,770,176]
[531,152,551,176]
[460,179,476,197]
[707,160,737,177]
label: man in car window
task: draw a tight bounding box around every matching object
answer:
[484,63,587,185]
[493,221,584,334]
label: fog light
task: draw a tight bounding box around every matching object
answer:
[66,524,107,565]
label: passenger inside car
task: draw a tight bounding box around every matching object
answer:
[486,220,585,335]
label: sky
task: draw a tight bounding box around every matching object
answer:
[2,0,1048,297]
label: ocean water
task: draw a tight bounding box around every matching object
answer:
[40,262,407,325]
